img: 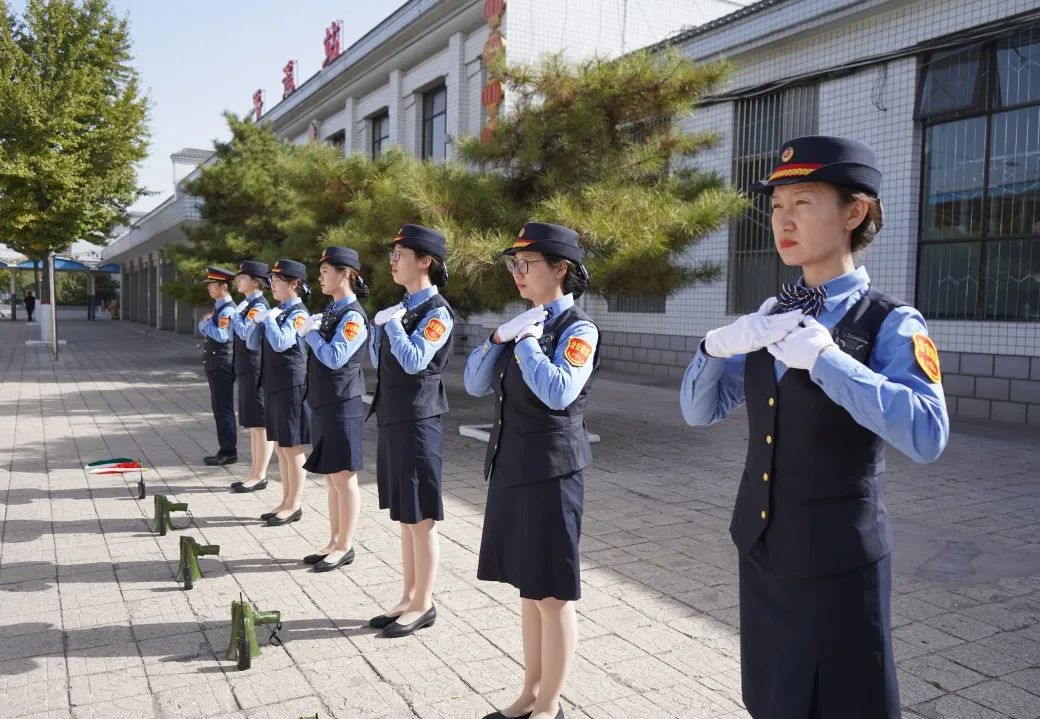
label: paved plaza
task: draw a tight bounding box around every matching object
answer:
[1,316,1039,718]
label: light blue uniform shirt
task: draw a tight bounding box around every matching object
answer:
[197,297,236,342]
[305,293,368,369]
[464,294,599,411]
[229,290,265,342]
[368,286,454,373]
[246,296,308,353]
[679,267,949,463]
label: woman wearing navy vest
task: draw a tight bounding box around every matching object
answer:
[681,136,949,719]
[465,222,598,719]
[245,259,312,527]
[296,246,369,572]
[228,260,275,493]
[198,266,238,467]
[366,224,454,638]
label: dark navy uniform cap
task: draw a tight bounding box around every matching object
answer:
[319,246,361,270]
[391,224,447,260]
[270,259,307,280]
[202,266,235,284]
[750,135,881,196]
[236,260,269,279]
[501,221,583,263]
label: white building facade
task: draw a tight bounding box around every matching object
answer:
[102,0,1040,424]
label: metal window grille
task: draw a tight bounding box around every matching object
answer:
[917,26,1040,321]
[728,84,818,314]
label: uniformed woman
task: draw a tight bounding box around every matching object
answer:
[680,135,949,718]
[296,246,369,571]
[366,224,453,638]
[228,260,275,492]
[464,222,598,719]
[245,259,312,526]
[198,267,238,467]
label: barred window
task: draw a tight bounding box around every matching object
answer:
[917,27,1040,321]
[728,84,818,314]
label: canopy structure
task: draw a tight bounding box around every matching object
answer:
[13,255,119,272]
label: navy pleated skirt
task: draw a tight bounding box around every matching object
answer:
[263,384,310,448]
[376,416,444,524]
[303,396,364,475]
[478,469,583,601]
[738,540,899,719]
[237,372,266,428]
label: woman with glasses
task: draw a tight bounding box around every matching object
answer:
[464,222,597,719]
[246,259,312,527]
[296,246,370,572]
[367,224,454,638]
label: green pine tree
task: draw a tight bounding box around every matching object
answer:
[170,49,745,315]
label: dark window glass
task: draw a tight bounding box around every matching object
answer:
[422,85,447,161]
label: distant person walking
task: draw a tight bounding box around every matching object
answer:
[24,292,35,322]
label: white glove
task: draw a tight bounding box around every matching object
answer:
[296,314,322,337]
[373,303,405,326]
[265,307,283,323]
[496,306,547,343]
[516,323,542,342]
[703,301,803,358]
[235,300,249,313]
[767,316,836,371]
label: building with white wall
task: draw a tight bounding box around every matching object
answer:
[102,0,1040,424]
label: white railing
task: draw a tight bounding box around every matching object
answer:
[101,194,203,262]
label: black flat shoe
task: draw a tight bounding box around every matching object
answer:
[368,613,402,629]
[259,511,278,521]
[481,712,531,719]
[265,508,302,526]
[303,553,328,565]
[204,453,237,466]
[313,548,355,572]
[382,606,436,638]
[231,479,267,493]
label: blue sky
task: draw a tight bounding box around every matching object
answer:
[14,1,408,213]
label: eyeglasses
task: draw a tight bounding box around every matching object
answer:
[503,257,546,276]
[388,249,415,263]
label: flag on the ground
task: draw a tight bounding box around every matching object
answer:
[85,458,148,475]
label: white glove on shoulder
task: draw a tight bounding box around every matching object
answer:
[496,306,547,343]
[766,316,836,371]
[235,300,249,313]
[297,313,322,337]
[516,323,543,342]
[373,303,405,326]
[703,302,803,358]
[265,307,284,323]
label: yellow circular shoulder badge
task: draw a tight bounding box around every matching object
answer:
[293,315,306,331]
[342,320,361,341]
[911,332,941,383]
[781,146,794,162]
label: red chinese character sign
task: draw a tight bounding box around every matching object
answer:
[282,60,297,99]
[323,20,342,67]
[252,89,264,121]
[481,0,507,143]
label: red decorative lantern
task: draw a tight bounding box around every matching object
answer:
[252,89,264,122]
[483,0,506,24]
[482,80,504,108]
[480,125,495,144]
[483,31,505,66]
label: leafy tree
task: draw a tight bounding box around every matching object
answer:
[0,0,149,305]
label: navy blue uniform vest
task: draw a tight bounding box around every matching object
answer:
[259,308,308,393]
[233,295,269,376]
[484,305,600,486]
[202,300,234,372]
[369,294,454,426]
[306,299,368,409]
[730,289,905,579]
